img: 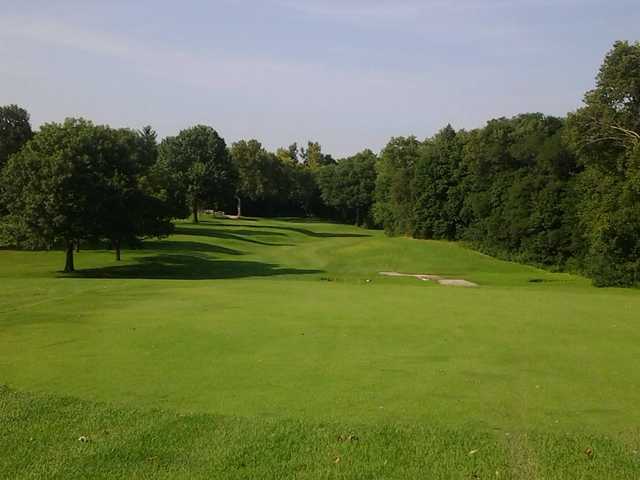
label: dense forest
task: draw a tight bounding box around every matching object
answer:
[0,41,638,286]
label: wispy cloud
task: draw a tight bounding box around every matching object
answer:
[0,15,456,109]
[274,0,593,25]
[271,0,549,38]
[0,15,310,92]
[275,0,425,22]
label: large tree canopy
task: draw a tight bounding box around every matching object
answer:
[0,119,173,271]
[157,125,236,223]
[95,126,173,261]
[566,41,640,285]
[373,136,422,236]
[373,116,578,271]
[230,139,281,217]
[317,149,377,226]
[369,42,639,286]
[1,119,115,271]
[412,125,465,240]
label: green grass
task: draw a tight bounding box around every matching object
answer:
[1,217,639,478]
[3,387,638,480]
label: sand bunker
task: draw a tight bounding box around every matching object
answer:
[379,272,478,287]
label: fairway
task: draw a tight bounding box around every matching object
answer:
[2,217,640,478]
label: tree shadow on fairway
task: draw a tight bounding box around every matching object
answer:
[144,240,244,256]
[71,253,322,280]
[201,222,371,239]
[184,223,288,237]
[271,217,326,223]
[175,226,294,246]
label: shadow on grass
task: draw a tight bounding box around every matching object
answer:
[144,240,244,256]
[183,224,287,237]
[267,226,370,238]
[71,254,322,280]
[271,217,326,223]
[201,222,371,239]
[175,226,294,246]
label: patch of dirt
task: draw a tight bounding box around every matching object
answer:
[379,271,478,287]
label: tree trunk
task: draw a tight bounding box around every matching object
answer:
[355,207,361,226]
[64,241,75,273]
[235,195,242,218]
[192,199,199,224]
[115,239,121,261]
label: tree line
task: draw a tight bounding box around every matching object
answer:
[373,41,639,287]
[0,41,638,286]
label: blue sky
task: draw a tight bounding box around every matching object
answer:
[1,0,638,156]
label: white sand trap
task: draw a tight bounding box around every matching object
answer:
[437,279,478,287]
[379,272,478,287]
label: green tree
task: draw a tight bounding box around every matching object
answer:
[373,136,421,235]
[412,125,465,239]
[137,125,159,170]
[317,149,377,225]
[96,127,173,261]
[276,143,299,165]
[273,142,327,217]
[287,164,318,217]
[0,120,174,269]
[0,104,33,171]
[301,141,335,170]
[230,139,280,217]
[458,114,577,266]
[567,41,640,285]
[1,119,115,271]
[157,125,235,223]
